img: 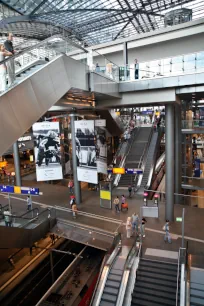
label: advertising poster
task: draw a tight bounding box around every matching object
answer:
[33,122,63,181]
[95,119,107,175]
[75,120,98,184]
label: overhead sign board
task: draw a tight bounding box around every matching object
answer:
[0,185,40,195]
[108,168,143,174]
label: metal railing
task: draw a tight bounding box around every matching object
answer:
[92,240,122,306]
[182,120,204,129]
[120,50,204,82]
[176,247,188,306]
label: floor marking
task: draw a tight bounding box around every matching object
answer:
[1,195,204,245]
[145,248,178,260]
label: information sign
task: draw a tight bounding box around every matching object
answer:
[176,217,182,222]
[0,185,40,195]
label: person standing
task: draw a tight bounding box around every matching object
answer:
[4,33,15,87]
[4,209,12,227]
[113,196,120,213]
[72,203,77,218]
[132,213,139,234]
[68,180,74,194]
[0,44,12,93]
[134,58,139,80]
[128,185,132,198]
[27,195,32,211]
[126,217,132,238]
[164,220,172,243]
[140,217,147,238]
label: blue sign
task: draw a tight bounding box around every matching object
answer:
[0,185,14,193]
[21,187,40,195]
[125,168,143,174]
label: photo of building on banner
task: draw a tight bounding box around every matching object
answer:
[75,120,98,184]
[95,119,107,175]
[33,122,63,181]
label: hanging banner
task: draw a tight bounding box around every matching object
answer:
[33,122,62,181]
[95,119,107,175]
[75,120,98,184]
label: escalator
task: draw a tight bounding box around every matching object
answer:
[136,129,163,195]
[116,127,152,188]
[0,35,89,156]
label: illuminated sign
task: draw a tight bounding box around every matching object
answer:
[113,168,125,174]
[0,185,40,195]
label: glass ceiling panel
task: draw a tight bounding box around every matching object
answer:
[1,0,204,45]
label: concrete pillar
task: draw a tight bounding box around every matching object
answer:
[165,104,174,221]
[123,42,128,80]
[70,114,82,204]
[174,104,182,204]
[13,141,21,186]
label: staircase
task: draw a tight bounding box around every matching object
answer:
[137,131,159,194]
[99,256,126,305]
[118,128,151,188]
[131,258,178,306]
[190,282,204,305]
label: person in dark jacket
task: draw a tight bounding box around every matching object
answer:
[4,33,15,87]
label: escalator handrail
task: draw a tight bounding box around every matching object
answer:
[0,34,88,66]
[92,241,122,306]
[116,237,139,306]
[18,208,53,229]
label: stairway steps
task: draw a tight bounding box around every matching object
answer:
[140,260,177,272]
[137,270,177,282]
[134,286,176,301]
[132,292,175,306]
[191,289,204,298]
[100,301,115,306]
[131,297,162,306]
[135,281,178,294]
[136,275,177,289]
[190,296,204,305]
[138,266,177,277]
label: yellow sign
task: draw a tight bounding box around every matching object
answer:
[100,190,111,200]
[14,186,21,194]
[0,161,8,168]
[115,112,120,116]
[113,168,125,175]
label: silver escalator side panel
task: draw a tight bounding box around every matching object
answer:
[0,54,89,156]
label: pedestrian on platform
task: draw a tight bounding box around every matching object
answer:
[68,180,74,194]
[4,209,12,227]
[132,213,139,234]
[27,195,32,211]
[128,185,132,198]
[70,195,76,208]
[163,220,172,243]
[140,217,147,238]
[113,196,120,213]
[72,203,77,218]
[4,33,16,87]
[121,195,125,206]
[126,217,132,238]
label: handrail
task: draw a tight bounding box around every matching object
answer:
[92,240,122,306]
[19,207,39,219]
[0,34,88,66]
[176,248,181,306]
[116,237,139,306]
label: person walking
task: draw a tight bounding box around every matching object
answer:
[132,213,139,234]
[70,195,76,208]
[140,217,147,238]
[4,33,15,87]
[72,203,77,218]
[4,209,12,227]
[68,180,74,194]
[0,44,12,93]
[126,217,132,238]
[164,220,172,243]
[113,196,120,213]
[27,195,32,211]
[128,185,132,198]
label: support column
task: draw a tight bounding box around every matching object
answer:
[70,114,82,204]
[165,105,174,221]
[13,142,21,186]
[175,104,182,204]
[123,42,128,80]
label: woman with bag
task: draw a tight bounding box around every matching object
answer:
[121,195,128,211]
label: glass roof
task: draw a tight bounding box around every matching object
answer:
[1,0,204,45]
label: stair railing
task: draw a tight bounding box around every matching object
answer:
[176,247,188,306]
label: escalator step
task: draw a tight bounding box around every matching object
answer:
[131,297,164,306]
[108,274,121,282]
[137,271,176,283]
[137,276,177,289]
[104,286,118,295]
[106,280,120,289]
[132,292,175,305]
[135,282,177,294]
[100,301,115,306]
[140,259,177,271]
[101,293,117,303]
[134,286,176,301]
[138,266,177,277]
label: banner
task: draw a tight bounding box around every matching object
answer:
[75,120,98,184]
[95,119,107,175]
[33,122,62,181]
